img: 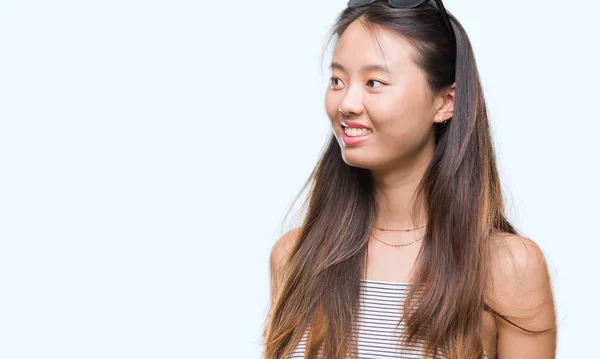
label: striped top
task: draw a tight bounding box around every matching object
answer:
[289,279,488,359]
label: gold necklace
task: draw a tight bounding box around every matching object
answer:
[372,223,426,232]
[370,232,424,247]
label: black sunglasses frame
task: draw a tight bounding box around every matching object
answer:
[346,0,456,50]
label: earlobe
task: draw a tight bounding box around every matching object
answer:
[433,83,455,124]
[435,107,454,125]
[437,115,449,125]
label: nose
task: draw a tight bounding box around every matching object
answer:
[338,85,364,117]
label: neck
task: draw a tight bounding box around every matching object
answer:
[371,147,433,229]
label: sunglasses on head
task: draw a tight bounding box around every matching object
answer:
[346,0,455,47]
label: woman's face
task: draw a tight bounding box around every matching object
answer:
[325,19,452,171]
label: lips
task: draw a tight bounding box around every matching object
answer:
[340,122,372,146]
[341,121,371,130]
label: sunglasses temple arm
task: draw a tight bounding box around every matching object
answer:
[434,0,455,43]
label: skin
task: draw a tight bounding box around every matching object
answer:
[270,18,557,359]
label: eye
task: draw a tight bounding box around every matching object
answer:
[367,79,386,88]
[329,77,344,90]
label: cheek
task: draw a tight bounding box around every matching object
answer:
[367,96,411,132]
[367,94,431,146]
[371,86,430,128]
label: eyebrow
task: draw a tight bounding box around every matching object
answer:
[330,62,392,74]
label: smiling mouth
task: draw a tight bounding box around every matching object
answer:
[341,124,373,137]
[340,125,372,146]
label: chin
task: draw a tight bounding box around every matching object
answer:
[340,147,376,170]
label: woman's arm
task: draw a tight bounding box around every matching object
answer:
[488,234,557,358]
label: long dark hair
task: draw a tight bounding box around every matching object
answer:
[263,2,555,358]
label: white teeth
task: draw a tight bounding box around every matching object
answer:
[343,127,372,137]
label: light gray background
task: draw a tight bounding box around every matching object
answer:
[0,0,598,358]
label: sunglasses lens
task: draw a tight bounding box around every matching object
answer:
[347,0,428,9]
[388,0,427,8]
[347,0,374,8]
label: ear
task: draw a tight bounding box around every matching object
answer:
[434,82,455,124]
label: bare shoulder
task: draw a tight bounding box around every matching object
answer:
[486,231,557,357]
[487,232,552,296]
[268,227,302,303]
[270,226,302,274]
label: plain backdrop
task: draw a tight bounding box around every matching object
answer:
[1,0,598,358]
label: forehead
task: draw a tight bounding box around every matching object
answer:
[332,20,417,73]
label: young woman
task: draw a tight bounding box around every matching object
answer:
[263,1,557,358]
